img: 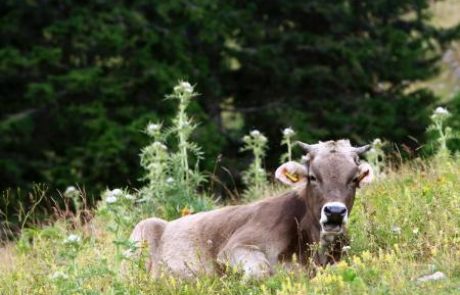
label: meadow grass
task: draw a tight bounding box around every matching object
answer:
[1,157,460,294]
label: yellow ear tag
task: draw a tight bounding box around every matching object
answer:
[284,171,299,183]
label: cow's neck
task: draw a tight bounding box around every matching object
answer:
[297,187,321,241]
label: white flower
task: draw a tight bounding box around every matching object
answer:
[124,194,135,200]
[153,141,167,150]
[250,130,261,137]
[64,186,76,195]
[413,227,419,234]
[342,245,351,252]
[372,138,382,146]
[121,251,132,260]
[283,127,295,137]
[431,106,450,122]
[149,163,161,170]
[242,135,250,142]
[391,225,401,235]
[105,189,122,203]
[179,121,190,129]
[166,177,175,184]
[174,81,194,95]
[434,107,449,116]
[50,271,68,280]
[110,188,123,197]
[147,123,161,135]
[106,196,118,204]
[64,186,78,198]
[64,234,81,244]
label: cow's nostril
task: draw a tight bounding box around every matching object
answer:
[325,205,347,214]
[324,205,347,220]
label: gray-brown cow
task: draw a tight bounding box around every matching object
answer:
[128,140,373,279]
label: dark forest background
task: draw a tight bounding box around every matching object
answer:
[1,0,460,212]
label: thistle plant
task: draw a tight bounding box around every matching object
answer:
[63,186,83,221]
[139,122,169,207]
[138,81,210,219]
[428,106,455,158]
[63,186,81,211]
[167,81,204,194]
[50,232,84,293]
[241,130,268,195]
[98,188,136,260]
[365,138,386,178]
[280,127,296,163]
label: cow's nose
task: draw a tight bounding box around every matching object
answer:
[324,205,347,223]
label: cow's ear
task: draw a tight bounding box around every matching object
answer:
[357,162,374,187]
[275,161,308,186]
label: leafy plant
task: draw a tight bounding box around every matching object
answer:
[4,157,460,294]
[428,106,456,158]
[280,127,296,163]
[241,130,269,199]
[98,188,136,260]
[365,138,386,179]
[138,81,211,219]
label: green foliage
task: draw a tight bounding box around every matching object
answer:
[240,130,269,199]
[1,1,460,244]
[424,104,460,159]
[2,158,460,294]
[98,188,137,259]
[428,106,456,158]
[1,0,459,203]
[138,82,211,219]
[0,0,226,197]
[444,92,460,154]
[365,138,386,178]
[280,127,296,163]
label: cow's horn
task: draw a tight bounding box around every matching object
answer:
[352,144,372,155]
[296,141,318,153]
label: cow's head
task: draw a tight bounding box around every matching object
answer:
[276,140,373,236]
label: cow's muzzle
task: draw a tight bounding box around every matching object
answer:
[320,202,348,234]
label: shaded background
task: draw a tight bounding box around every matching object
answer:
[1,0,460,205]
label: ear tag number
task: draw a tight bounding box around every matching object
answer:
[284,171,299,183]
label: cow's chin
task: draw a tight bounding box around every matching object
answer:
[321,222,344,235]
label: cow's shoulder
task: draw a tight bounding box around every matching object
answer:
[216,191,307,244]
[250,191,307,227]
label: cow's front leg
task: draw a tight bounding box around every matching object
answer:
[217,245,272,280]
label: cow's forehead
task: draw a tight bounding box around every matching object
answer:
[310,151,358,174]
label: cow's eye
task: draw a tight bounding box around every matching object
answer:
[308,175,317,182]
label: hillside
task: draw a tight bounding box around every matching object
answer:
[1,157,459,294]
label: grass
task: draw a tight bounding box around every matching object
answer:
[1,81,459,294]
[1,157,460,294]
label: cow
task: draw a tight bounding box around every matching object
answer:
[127,140,373,279]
